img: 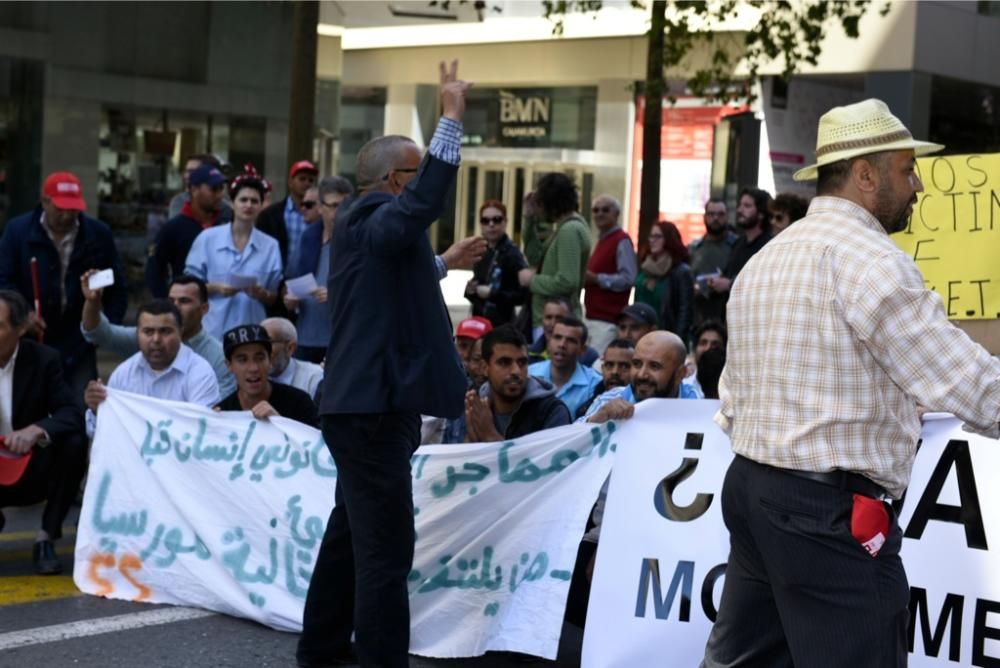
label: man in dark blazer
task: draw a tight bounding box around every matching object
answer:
[296,62,471,668]
[0,290,86,575]
[0,171,128,397]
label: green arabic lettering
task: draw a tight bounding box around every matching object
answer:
[91,472,148,536]
[430,462,491,498]
[497,442,544,483]
[138,524,165,560]
[285,495,324,549]
[283,540,313,598]
[509,551,549,593]
[191,418,239,462]
[274,443,310,479]
[310,438,337,477]
[221,529,279,585]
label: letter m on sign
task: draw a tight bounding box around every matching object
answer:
[634,558,694,621]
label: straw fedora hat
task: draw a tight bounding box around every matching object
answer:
[793,98,943,181]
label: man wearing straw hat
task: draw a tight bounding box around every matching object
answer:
[701,99,1000,666]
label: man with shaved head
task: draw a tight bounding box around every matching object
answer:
[565,329,697,631]
[298,61,473,668]
[583,194,637,353]
[580,330,696,423]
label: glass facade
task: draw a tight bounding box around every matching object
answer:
[462,86,598,149]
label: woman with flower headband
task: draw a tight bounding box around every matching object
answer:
[184,164,283,339]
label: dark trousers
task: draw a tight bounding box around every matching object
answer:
[0,432,88,539]
[702,455,910,668]
[563,539,598,629]
[298,412,420,668]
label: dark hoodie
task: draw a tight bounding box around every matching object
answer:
[442,376,571,444]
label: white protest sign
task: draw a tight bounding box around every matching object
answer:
[582,401,1000,668]
[74,389,616,659]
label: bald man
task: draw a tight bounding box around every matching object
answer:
[579,330,695,423]
[565,330,697,631]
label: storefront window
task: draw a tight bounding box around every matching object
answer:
[97,107,266,238]
[929,76,1000,155]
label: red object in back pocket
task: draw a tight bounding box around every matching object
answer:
[850,494,890,557]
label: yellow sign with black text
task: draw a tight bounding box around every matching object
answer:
[892,153,1000,320]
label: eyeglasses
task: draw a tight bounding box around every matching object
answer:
[381,167,418,181]
[592,206,613,214]
[300,201,318,210]
[480,216,504,226]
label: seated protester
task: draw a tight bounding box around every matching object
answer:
[80,272,235,397]
[461,325,571,442]
[455,316,492,377]
[0,290,86,575]
[184,165,283,339]
[581,330,698,422]
[467,337,489,390]
[529,296,599,366]
[697,346,726,399]
[261,317,323,400]
[216,324,318,428]
[615,303,658,346]
[683,320,727,398]
[84,300,221,436]
[575,338,635,419]
[528,316,602,417]
[566,330,695,631]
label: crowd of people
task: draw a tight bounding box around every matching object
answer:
[0,56,961,668]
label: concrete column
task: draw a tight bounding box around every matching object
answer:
[384,83,423,147]
[593,79,635,228]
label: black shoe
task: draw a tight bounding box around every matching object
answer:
[33,540,63,575]
[0,510,5,533]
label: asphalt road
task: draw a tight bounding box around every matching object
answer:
[0,505,584,668]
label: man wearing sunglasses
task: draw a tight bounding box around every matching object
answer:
[583,195,637,353]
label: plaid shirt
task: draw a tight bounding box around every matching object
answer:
[717,196,1000,499]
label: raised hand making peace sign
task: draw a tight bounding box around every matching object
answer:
[439,59,473,121]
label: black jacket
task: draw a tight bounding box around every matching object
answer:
[10,339,85,437]
[480,376,571,440]
[0,207,127,369]
[466,234,528,326]
[660,262,694,342]
[256,196,293,268]
[319,154,467,419]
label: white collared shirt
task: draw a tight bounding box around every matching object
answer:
[0,345,18,437]
[86,344,220,437]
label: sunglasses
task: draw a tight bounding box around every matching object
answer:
[480,216,504,226]
[592,206,613,214]
[300,201,318,210]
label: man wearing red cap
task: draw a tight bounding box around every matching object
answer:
[454,315,493,375]
[0,171,127,396]
[256,159,319,274]
[0,290,86,575]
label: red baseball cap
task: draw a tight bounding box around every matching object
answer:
[0,440,32,486]
[43,172,87,211]
[288,160,318,179]
[456,316,493,340]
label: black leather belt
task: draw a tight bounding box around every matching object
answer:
[779,466,887,499]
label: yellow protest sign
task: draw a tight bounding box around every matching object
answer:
[892,153,1000,320]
